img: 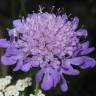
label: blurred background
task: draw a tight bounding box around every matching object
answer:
[0,0,96,96]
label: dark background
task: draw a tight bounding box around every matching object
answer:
[0,0,96,96]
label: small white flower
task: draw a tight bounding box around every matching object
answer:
[36,90,45,96]
[16,77,32,91]
[5,76,12,80]
[0,75,32,96]
[30,90,45,96]
[0,76,12,91]
[0,92,3,96]
[29,94,35,96]
[4,85,19,96]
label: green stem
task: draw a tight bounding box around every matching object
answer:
[35,83,39,94]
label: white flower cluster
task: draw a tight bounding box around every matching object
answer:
[0,75,32,96]
[0,76,12,91]
[30,90,45,96]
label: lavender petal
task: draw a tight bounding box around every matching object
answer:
[60,75,68,92]
[81,41,89,50]
[80,47,95,55]
[62,67,80,75]
[0,39,10,48]
[70,57,84,65]
[41,73,53,90]
[35,69,44,83]
[51,70,60,87]
[1,56,16,65]
[13,59,23,71]
[21,62,31,72]
[31,60,40,67]
[76,29,88,37]
[80,56,96,69]
[5,47,18,56]
[13,19,22,27]
[71,17,79,30]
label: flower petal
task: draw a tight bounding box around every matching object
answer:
[80,56,96,69]
[51,70,60,87]
[1,56,16,65]
[62,67,80,75]
[8,28,16,36]
[81,41,89,50]
[60,75,68,92]
[76,29,88,37]
[80,47,95,55]
[21,62,31,72]
[5,47,18,56]
[31,60,40,67]
[0,39,10,48]
[35,69,44,83]
[13,19,22,27]
[41,73,53,91]
[13,59,23,71]
[62,60,80,75]
[70,57,83,65]
[71,17,79,30]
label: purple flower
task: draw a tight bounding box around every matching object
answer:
[0,12,96,92]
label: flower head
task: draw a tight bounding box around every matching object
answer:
[0,12,96,92]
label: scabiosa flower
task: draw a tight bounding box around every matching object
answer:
[0,12,96,92]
